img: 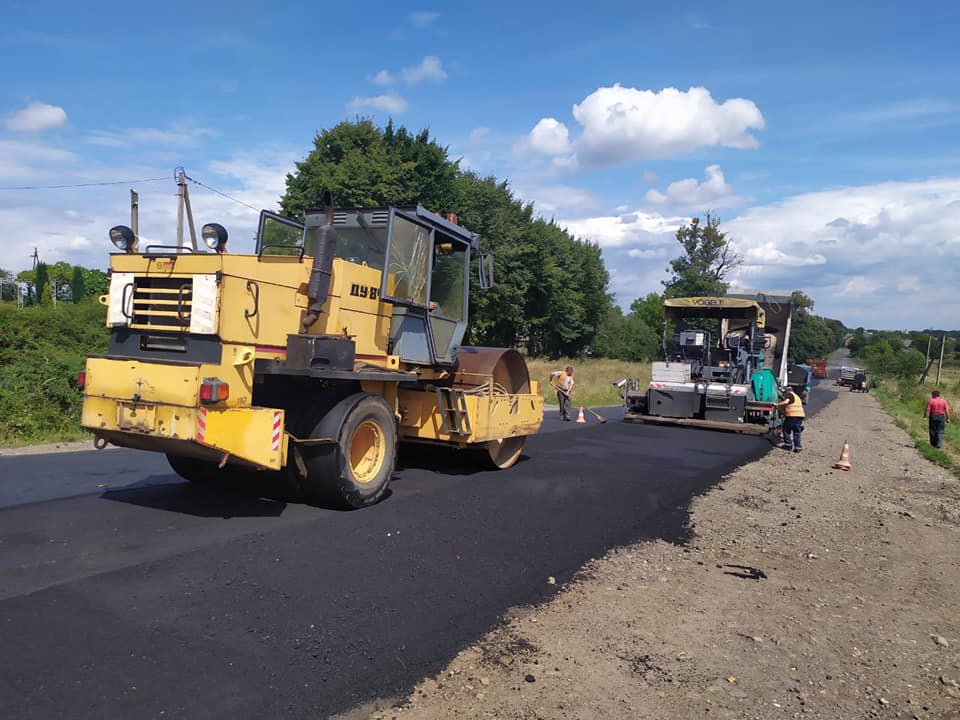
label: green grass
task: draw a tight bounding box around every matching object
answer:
[871,366,960,478]
[526,357,651,408]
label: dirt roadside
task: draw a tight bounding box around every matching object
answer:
[358,384,960,720]
[0,439,109,456]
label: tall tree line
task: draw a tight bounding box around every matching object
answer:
[10,262,108,306]
[280,119,611,358]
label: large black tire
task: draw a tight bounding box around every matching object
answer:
[298,393,397,509]
[166,454,222,484]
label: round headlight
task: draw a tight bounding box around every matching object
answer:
[109,225,136,252]
[202,223,228,252]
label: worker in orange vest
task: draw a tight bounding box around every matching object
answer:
[777,387,806,453]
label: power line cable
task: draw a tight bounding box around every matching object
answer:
[0,169,261,214]
[0,177,169,191]
[182,174,260,213]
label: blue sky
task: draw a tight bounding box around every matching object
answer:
[2,0,959,329]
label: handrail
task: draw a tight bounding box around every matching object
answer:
[244,280,260,319]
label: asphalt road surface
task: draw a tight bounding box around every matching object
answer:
[0,386,833,719]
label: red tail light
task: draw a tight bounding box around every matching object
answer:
[76,371,86,389]
[199,378,229,403]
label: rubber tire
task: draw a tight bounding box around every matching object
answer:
[299,392,397,509]
[166,454,222,484]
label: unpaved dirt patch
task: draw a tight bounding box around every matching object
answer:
[363,385,960,720]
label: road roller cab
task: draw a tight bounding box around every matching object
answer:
[81,204,543,507]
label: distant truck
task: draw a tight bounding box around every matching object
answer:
[806,358,828,379]
[618,293,794,434]
[837,366,862,387]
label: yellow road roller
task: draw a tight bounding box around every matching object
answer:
[80,204,543,507]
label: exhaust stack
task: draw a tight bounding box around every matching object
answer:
[300,207,338,333]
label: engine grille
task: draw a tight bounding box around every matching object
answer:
[129,276,192,332]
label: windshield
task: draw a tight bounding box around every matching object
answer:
[386,216,431,306]
[331,226,387,270]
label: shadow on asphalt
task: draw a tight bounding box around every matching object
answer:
[101,476,289,519]
[396,444,532,476]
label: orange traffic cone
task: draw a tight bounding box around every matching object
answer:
[833,438,851,470]
[576,406,586,424]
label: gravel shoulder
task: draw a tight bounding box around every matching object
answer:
[356,384,960,720]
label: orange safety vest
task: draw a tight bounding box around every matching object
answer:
[783,392,805,418]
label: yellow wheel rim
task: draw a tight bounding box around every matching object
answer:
[349,420,385,484]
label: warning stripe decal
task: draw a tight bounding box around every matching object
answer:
[196,408,207,443]
[272,412,282,451]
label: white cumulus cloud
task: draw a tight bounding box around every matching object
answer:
[645,165,738,209]
[520,85,764,169]
[371,69,395,86]
[5,101,68,133]
[725,178,960,327]
[516,118,571,155]
[549,176,960,328]
[401,56,447,85]
[346,94,408,114]
[561,210,684,249]
[516,184,604,216]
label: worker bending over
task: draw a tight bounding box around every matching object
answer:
[549,365,576,421]
[778,386,806,452]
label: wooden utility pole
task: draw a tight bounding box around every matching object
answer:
[920,333,935,384]
[175,169,198,251]
[936,334,946,385]
[130,189,139,252]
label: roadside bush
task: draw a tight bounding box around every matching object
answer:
[0,300,107,444]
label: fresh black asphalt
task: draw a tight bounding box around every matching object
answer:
[0,385,833,719]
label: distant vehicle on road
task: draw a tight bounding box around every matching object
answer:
[837,366,862,387]
[806,358,828,379]
[850,370,869,392]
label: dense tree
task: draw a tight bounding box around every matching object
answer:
[48,261,77,302]
[630,293,664,339]
[281,119,458,216]
[279,119,612,358]
[850,331,942,379]
[14,263,106,306]
[590,292,665,361]
[70,266,85,304]
[787,290,847,361]
[662,214,740,298]
[34,263,50,306]
[593,305,661,361]
[0,268,16,302]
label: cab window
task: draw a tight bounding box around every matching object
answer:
[429,238,467,320]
